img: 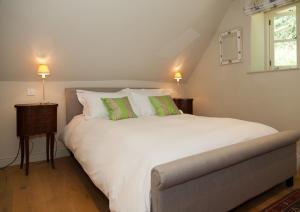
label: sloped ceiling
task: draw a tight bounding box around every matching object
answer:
[0,0,231,82]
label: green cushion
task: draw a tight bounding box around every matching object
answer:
[149,95,180,116]
[101,97,137,120]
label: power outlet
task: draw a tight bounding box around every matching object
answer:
[27,88,36,96]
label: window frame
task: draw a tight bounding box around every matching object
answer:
[265,3,300,71]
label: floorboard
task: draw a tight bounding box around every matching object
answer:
[0,157,298,212]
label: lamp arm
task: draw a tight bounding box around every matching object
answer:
[42,78,45,103]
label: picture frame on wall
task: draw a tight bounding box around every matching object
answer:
[219,28,243,65]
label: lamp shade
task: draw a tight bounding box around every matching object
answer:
[174,72,182,82]
[37,64,50,78]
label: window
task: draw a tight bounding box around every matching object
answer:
[266,5,298,70]
[251,3,300,72]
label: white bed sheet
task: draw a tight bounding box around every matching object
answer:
[61,114,277,212]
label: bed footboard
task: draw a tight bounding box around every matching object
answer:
[151,131,300,212]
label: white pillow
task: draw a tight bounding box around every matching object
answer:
[122,88,172,96]
[121,88,172,116]
[76,90,127,119]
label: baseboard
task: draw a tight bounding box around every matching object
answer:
[0,148,70,167]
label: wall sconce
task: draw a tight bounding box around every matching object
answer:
[37,64,50,102]
[174,72,182,83]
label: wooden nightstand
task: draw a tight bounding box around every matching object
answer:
[173,98,193,115]
[15,103,58,175]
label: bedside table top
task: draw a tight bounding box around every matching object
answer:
[15,103,58,108]
[173,98,193,100]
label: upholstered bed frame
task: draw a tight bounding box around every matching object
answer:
[65,88,300,212]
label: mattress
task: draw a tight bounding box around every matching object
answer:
[60,114,277,212]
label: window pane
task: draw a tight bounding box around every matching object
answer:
[274,11,296,41]
[274,41,297,67]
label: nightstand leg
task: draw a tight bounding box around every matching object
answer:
[50,133,55,169]
[20,136,24,169]
[46,134,50,162]
[25,136,29,176]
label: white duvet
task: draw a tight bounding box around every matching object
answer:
[61,114,277,212]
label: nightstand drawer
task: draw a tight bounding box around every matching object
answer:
[16,104,58,136]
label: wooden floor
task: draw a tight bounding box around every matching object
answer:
[0,157,299,212]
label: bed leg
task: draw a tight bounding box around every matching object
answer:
[286,177,294,187]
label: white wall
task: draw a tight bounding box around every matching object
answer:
[186,0,300,131]
[0,81,184,166]
[3,0,299,167]
[1,0,228,166]
[0,0,231,82]
[186,0,300,163]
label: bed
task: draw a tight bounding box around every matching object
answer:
[61,87,300,212]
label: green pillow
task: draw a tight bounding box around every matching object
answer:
[101,97,137,120]
[149,95,180,116]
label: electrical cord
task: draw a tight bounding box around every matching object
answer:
[54,136,58,157]
[0,136,57,171]
[0,142,21,170]
[0,140,34,170]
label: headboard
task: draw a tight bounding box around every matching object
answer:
[65,88,124,123]
[65,87,157,123]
